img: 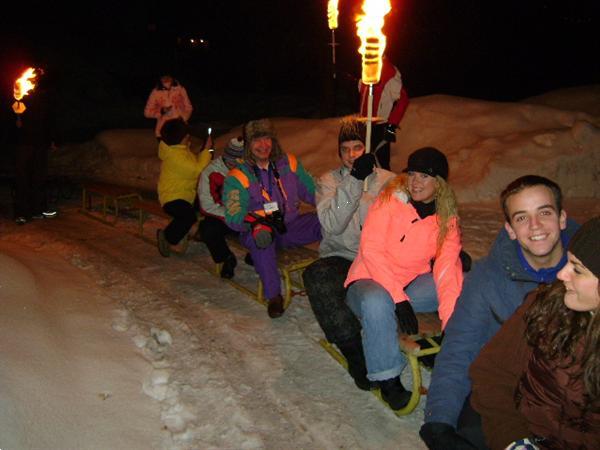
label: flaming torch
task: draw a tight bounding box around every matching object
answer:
[357,0,391,157]
[327,0,339,79]
[12,67,39,126]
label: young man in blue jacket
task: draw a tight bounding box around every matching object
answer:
[420,175,580,450]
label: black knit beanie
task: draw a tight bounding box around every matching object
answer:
[403,147,449,180]
[568,216,600,278]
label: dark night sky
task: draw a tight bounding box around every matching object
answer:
[1,0,599,139]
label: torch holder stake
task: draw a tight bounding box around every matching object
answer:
[364,83,374,192]
[329,29,339,79]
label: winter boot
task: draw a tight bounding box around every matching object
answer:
[267,295,284,319]
[156,229,171,257]
[378,376,412,410]
[220,253,237,279]
[336,337,372,391]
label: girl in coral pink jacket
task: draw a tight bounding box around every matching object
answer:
[344,147,464,411]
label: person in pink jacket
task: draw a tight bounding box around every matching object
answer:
[344,147,464,410]
[144,75,193,139]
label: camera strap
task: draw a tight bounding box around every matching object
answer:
[253,163,288,207]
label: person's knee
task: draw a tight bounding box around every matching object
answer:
[302,258,330,285]
[354,281,394,319]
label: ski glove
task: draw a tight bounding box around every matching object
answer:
[383,123,397,143]
[419,422,478,450]
[252,223,273,249]
[350,153,376,181]
[395,301,418,335]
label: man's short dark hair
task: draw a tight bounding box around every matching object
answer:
[500,175,563,222]
[160,118,189,146]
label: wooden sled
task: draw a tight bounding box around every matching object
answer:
[320,312,442,416]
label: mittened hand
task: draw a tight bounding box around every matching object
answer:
[383,123,397,143]
[252,223,273,249]
[350,153,376,181]
[395,301,419,335]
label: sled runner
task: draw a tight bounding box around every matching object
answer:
[215,237,318,309]
[81,182,142,225]
[320,312,442,415]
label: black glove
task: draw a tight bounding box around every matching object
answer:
[383,123,397,143]
[459,250,472,273]
[419,422,478,450]
[395,301,418,335]
[350,153,376,181]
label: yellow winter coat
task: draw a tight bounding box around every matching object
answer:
[157,141,212,206]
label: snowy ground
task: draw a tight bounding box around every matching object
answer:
[1,191,598,450]
[2,86,599,449]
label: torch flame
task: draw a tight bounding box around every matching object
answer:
[356,0,391,84]
[13,67,39,102]
[327,0,339,30]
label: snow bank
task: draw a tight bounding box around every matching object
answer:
[50,87,600,201]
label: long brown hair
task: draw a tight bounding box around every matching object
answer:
[525,281,600,407]
[379,173,459,254]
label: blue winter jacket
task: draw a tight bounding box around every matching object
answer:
[424,219,579,427]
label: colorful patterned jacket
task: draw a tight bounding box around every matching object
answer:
[223,153,315,233]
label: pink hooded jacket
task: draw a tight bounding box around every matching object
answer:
[344,191,463,328]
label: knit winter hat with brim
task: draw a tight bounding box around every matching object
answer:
[223,137,244,161]
[568,216,600,278]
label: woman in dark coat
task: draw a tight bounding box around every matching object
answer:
[470,217,600,450]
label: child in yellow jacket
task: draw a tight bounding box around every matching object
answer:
[157,118,212,257]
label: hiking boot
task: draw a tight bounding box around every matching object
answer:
[378,377,412,410]
[267,295,285,319]
[220,253,237,279]
[336,337,372,391]
[15,216,27,225]
[156,229,171,257]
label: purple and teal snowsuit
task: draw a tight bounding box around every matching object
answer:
[223,153,322,299]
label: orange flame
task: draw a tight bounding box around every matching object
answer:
[13,67,39,102]
[327,0,339,30]
[357,0,391,84]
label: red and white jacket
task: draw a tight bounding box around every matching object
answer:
[358,58,409,126]
[198,157,230,220]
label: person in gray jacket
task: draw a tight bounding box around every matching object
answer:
[303,118,439,390]
[197,137,244,278]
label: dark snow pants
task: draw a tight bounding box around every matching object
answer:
[303,256,361,344]
[198,215,237,263]
[162,199,197,245]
